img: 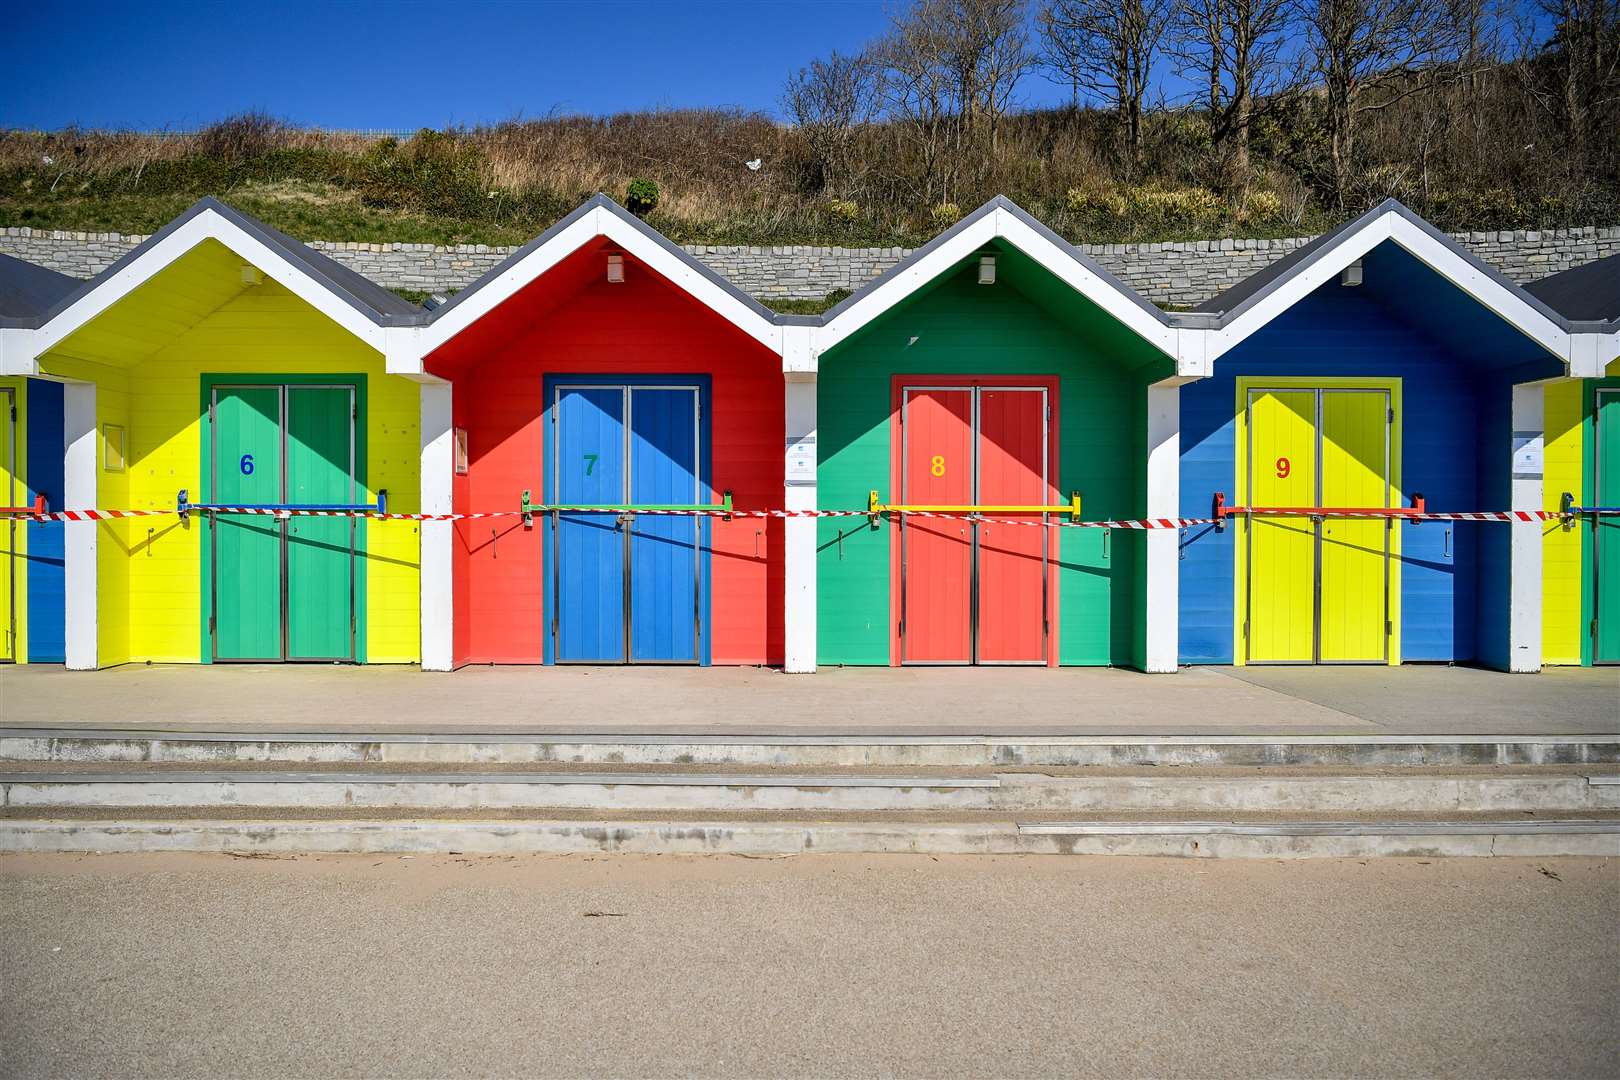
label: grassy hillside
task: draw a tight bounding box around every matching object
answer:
[2,102,1616,251]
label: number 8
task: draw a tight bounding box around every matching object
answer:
[930,455,945,477]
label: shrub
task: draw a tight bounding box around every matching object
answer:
[929,202,962,228]
[198,112,286,164]
[1234,190,1282,223]
[827,197,860,223]
[626,177,659,216]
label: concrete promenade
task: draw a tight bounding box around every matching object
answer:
[2,852,1615,1077]
[1,663,1615,736]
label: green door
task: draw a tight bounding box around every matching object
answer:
[214,387,284,661]
[1596,389,1620,664]
[287,387,355,659]
[212,383,357,662]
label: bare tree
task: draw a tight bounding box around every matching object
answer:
[784,50,880,197]
[1169,0,1298,188]
[1518,0,1620,171]
[1298,0,1464,206]
[875,0,1033,203]
[1038,0,1173,174]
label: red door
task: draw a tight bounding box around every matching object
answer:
[900,388,974,663]
[897,382,1054,665]
[978,389,1048,663]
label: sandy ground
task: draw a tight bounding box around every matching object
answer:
[2,853,1616,1078]
[3,662,1617,735]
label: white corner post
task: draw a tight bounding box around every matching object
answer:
[62,379,99,670]
[419,378,455,672]
[782,356,818,673]
[1508,380,1545,673]
[1145,377,1188,673]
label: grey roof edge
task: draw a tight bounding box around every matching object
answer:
[1196,198,1581,335]
[1525,253,1620,325]
[36,196,420,329]
[0,252,81,327]
[423,193,782,331]
[810,195,1175,329]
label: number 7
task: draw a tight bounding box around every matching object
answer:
[583,453,598,476]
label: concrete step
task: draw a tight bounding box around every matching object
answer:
[4,728,1615,768]
[2,807,1616,858]
[4,763,1616,814]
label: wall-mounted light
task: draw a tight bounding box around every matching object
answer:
[240,266,263,286]
[978,255,997,285]
[1340,259,1363,287]
[606,253,625,284]
[453,428,469,475]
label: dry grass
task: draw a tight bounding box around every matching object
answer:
[2,94,1615,247]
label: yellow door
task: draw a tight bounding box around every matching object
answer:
[1319,390,1390,662]
[1246,390,1318,662]
[1,387,15,662]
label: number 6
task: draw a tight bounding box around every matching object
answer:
[240,453,255,476]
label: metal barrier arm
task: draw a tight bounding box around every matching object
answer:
[0,494,47,517]
[519,489,734,528]
[1213,491,1426,530]
[1563,491,1620,516]
[868,490,1083,526]
[177,488,388,518]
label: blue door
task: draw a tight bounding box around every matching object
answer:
[629,386,700,662]
[550,381,705,664]
[554,386,628,662]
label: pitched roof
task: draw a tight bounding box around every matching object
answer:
[418,193,784,358]
[426,193,777,328]
[811,195,1193,361]
[1183,198,1608,374]
[40,196,420,327]
[1525,253,1619,325]
[0,252,80,327]
[1193,199,1577,331]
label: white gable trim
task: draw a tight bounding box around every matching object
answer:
[1206,211,1578,371]
[29,209,389,362]
[0,328,35,376]
[416,206,784,363]
[811,207,1180,363]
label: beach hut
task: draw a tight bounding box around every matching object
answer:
[19,199,425,668]
[409,196,791,668]
[808,198,1189,669]
[1177,200,1607,671]
[1526,254,1620,664]
[0,253,80,662]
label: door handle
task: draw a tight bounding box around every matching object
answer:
[1444,527,1451,559]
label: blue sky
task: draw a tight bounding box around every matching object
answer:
[4,0,1071,130]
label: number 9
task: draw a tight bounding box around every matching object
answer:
[1275,456,1290,479]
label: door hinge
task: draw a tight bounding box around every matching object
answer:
[1386,620,1393,636]
[1243,620,1250,639]
[208,615,215,635]
[352,404,358,420]
[1388,407,1395,423]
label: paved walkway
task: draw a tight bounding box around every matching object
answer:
[2,663,1614,735]
[3,852,1616,1078]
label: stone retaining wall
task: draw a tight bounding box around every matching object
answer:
[4,223,1615,308]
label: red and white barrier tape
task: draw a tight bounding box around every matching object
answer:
[0,506,1568,527]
